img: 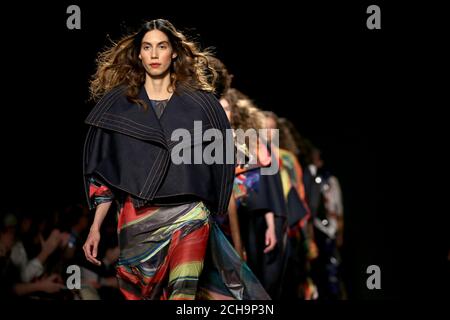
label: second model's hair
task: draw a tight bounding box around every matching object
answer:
[90,19,214,109]
[223,89,265,132]
[206,56,233,99]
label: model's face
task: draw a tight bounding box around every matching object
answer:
[139,30,177,77]
[220,98,232,121]
[312,150,324,168]
[264,116,277,142]
[265,117,277,130]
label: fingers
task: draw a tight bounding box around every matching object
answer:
[263,236,277,254]
[91,241,101,265]
[89,244,101,266]
[264,243,275,253]
[49,229,61,241]
[47,274,59,282]
[83,241,101,266]
[87,246,101,265]
[92,241,98,260]
[264,233,270,253]
[60,232,70,246]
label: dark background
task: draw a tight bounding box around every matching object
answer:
[2,1,445,300]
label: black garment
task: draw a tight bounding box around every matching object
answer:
[238,169,289,300]
[303,166,321,218]
[306,168,344,300]
[246,171,288,219]
[83,85,235,215]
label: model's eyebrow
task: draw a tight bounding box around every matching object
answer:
[142,41,169,46]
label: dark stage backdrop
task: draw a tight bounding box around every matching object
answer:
[3,1,433,300]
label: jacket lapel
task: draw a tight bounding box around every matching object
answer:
[85,86,168,147]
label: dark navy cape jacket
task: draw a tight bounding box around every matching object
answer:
[83,85,235,215]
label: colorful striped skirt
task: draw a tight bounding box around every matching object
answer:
[115,201,270,300]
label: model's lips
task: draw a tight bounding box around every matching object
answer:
[150,63,161,68]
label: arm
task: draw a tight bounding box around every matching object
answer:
[10,241,57,283]
[227,192,244,259]
[83,201,111,266]
[13,282,46,296]
[82,176,115,266]
[10,242,44,283]
[20,258,44,283]
[13,274,64,296]
[36,229,63,264]
[330,176,344,247]
[264,212,277,253]
[307,219,318,260]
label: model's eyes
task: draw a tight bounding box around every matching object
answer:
[143,45,167,50]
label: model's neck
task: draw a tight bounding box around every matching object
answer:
[144,72,173,100]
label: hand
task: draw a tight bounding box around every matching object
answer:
[59,232,71,248]
[83,229,101,266]
[263,226,277,254]
[37,274,65,293]
[40,229,62,256]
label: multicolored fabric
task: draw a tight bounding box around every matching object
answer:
[88,176,115,206]
[89,178,270,300]
[233,139,272,209]
[279,148,311,230]
[233,169,261,208]
[277,149,318,300]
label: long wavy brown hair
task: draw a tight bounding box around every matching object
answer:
[277,117,300,156]
[222,89,265,131]
[222,89,267,163]
[206,56,233,99]
[281,118,315,165]
[89,19,215,109]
